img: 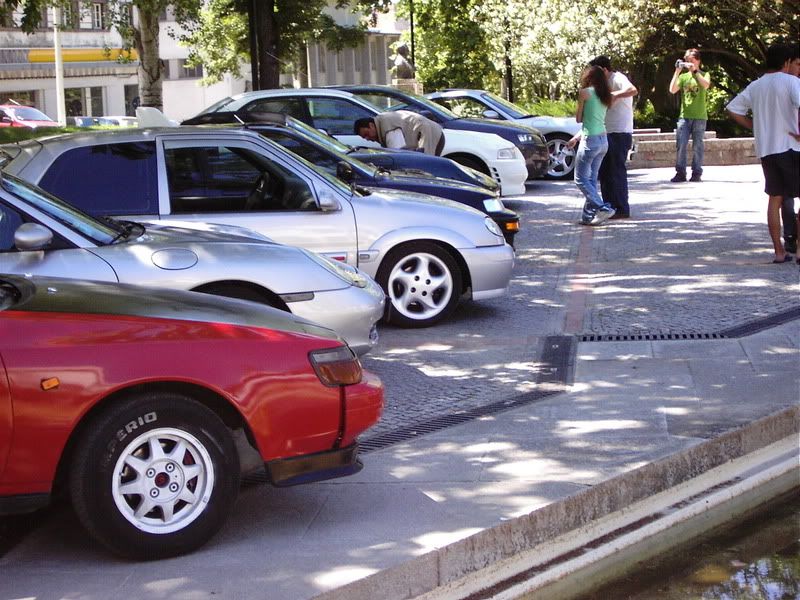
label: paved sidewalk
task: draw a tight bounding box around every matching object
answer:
[1,165,798,600]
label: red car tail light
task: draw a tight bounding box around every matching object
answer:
[308,345,363,387]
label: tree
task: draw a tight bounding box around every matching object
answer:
[181,0,391,89]
[2,0,202,110]
[394,0,498,92]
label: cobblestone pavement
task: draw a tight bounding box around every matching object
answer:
[361,165,800,438]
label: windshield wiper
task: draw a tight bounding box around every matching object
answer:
[108,220,145,244]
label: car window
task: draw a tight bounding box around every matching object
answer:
[0,174,117,245]
[355,93,403,111]
[242,98,305,120]
[0,202,24,251]
[165,144,318,213]
[437,97,488,119]
[260,131,341,176]
[306,99,374,135]
[38,142,158,216]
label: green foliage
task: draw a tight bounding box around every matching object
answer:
[396,0,497,91]
[518,98,576,118]
[0,126,91,144]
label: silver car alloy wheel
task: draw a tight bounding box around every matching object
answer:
[546,135,577,179]
[111,427,215,535]
[387,251,454,321]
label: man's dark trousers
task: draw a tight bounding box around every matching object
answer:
[598,132,633,217]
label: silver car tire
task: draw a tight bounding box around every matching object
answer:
[377,242,462,328]
[69,393,240,559]
[545,133,577,180]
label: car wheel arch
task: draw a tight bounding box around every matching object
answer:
[376,238,471,296]
[443,153,490,175]
[51,381,256,500]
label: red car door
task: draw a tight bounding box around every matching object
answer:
[0,351,12,478]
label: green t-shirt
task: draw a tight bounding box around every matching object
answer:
[678,71,710,120]
[581,88,607,136]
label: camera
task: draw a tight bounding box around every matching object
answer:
[675,60,694,69]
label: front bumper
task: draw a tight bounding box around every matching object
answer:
[487,209,521,247]
[460,242,515,301]
[488,156,528,197]
[288,277,385,356]
[519,143,550,179]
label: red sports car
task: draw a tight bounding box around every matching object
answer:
[0,274,383,559]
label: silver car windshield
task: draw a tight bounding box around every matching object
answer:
[1,173,119,244]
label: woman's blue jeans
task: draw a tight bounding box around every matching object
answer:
[575,133,611,222]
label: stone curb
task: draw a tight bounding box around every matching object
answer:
[312,405,799,600]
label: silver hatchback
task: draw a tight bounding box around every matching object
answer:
[0,172,384,354]
[2,127,514,328]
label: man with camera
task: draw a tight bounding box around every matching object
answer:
[669,48,711,182]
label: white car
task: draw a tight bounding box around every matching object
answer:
[426,89,582,180]
[188,89,530,196]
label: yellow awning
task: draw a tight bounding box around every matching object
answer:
[27,48,138,63]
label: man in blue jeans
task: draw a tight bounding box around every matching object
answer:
[669,48,711,182]
[591,55,638,218]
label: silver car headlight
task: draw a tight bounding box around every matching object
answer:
[497,147,518,160]
[482,197,506,213]
[484,217,503,238]
[305,250,369,288]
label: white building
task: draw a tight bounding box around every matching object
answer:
[0,2,404,123]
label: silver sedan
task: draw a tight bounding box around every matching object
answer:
[0,172,384,355]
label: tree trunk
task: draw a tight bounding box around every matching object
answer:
[134,7,163,110]
[251,0,280,89]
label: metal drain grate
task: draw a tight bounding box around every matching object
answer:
[580,332,726,342]
[581,306,800,343]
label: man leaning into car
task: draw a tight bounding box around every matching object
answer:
[354,110,445,155]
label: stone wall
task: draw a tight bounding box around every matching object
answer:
[629,130,759,169]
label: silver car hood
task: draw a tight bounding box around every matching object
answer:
[130,220,277,246]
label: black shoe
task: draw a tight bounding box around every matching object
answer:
[610,212,630,219]
[670,173,687,182]
[690,172,702,182]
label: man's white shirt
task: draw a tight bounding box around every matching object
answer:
[726,72,800,158]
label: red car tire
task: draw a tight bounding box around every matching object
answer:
[69,393,241,560]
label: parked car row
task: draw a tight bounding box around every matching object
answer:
[0,85,560,559]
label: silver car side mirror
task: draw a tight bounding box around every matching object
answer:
[317,189,341,212]
[482,109,501,119]
[15,223,53,250]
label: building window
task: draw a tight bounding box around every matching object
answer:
[317,45,326,73]
[354,46,362,71]
[60,3,77,28]
[370,41,377,71]
[336,51,343,72]
[166,59,203,80]
[92,3,105,29]
[90,86,103,116]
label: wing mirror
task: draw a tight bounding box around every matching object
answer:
[482,109,501,119]
[336,161,354,183]
[14,223,53,250]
